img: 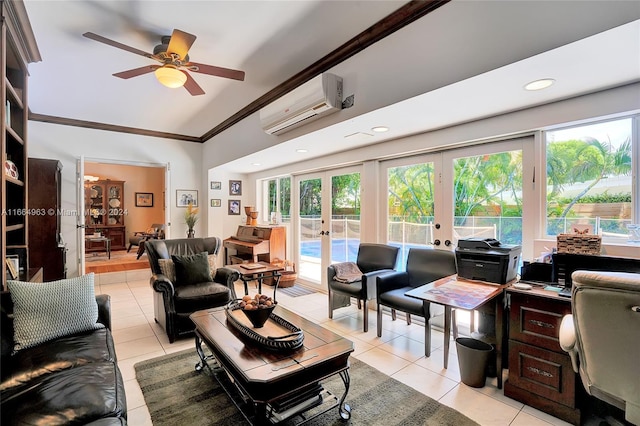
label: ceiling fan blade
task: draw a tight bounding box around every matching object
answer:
[113,65,160,79]
[187,62,245,81]
[182,71,205,96]
[167,29,197,60]
[83,32,155,59]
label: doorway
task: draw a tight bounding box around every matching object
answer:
[381,136,534,264]
[294,166,362,288]
[78,159,169,274]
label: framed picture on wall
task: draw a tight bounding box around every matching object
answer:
[211,199,221,207]
[229,180,242,196]
[135,192,154,207]
[176,190,198,207]
[211,181,222,190]
[228,200,241,215]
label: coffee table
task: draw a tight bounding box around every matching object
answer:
[190,306,354,425]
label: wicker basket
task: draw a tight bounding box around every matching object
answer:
[266,259,297,288]
[556,233,602,255]
[278,262,297,288]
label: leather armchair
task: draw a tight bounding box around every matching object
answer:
[327,243,399,332]
[146,237,239,343]
[559,270,640,424]
[376,248,457,356]
[128,223,165,259]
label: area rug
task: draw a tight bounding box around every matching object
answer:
[135,349,478,426]
[277,285,316,297]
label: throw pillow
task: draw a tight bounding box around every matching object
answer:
[158,258,176,282]
[172,252,212,286]
[208,254,217,278]
[8,273,104,352]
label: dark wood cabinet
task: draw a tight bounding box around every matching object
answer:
[505,288,583,425]
[1,1,41,289]
[84,180,126,251]
[28,158,66,281]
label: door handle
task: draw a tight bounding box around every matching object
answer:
[320,230,330,236]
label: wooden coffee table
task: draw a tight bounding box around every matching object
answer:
[190,305,354,425]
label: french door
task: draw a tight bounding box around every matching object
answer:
[294,166,361,288]
[381,137,534,264]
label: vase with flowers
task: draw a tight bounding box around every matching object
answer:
[184,201,199,238]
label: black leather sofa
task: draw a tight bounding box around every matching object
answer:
[1,292,127,425]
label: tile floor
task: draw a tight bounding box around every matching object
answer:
[96,270,573,426]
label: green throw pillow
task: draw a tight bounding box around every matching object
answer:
[171,252,212,286]
[7,273,104,352]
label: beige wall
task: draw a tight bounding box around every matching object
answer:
[84,162,165,243]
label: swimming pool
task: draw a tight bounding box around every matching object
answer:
[300,239,427,268]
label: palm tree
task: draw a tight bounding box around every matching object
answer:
[557,136,632,218]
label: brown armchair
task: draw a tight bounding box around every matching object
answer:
[145,237,239,343]
[128,223,165,259]
[327,243,399,332]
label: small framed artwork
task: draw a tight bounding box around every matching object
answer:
[135,192,154,207]
[5,258,18,279]
[229,180,242,196]
[228,199,241,215]
[211,199,221,207]
[210,181,222,190]
[176,190,198,207]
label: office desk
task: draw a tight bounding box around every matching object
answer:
[405,275,510,388]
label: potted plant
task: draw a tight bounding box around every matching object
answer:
[184,201,199,238]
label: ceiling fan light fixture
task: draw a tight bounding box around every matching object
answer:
[155,65,187,88]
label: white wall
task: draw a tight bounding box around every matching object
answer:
[28,122,203,277]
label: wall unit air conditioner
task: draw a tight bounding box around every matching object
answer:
[260,73,343,135]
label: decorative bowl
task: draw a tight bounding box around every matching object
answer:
[239,304,276,328]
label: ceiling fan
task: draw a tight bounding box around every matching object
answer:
[83,29,245,96]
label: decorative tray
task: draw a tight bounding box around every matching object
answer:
[224,301,304,351]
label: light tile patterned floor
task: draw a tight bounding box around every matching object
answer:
[97,271,573,426]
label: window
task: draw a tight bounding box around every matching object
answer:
[545,117,636,243]
[264,176,291,223]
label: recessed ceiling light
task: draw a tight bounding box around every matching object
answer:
[524,78,555,91]
[252,162,261,166]
[296,149,308,153]
[371,126,389,133]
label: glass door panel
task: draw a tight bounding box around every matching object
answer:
[295,167,361,287]
[330,172,361,264]
[451,150,523,245]
[384,155,441,269]
[298,176,323,283]
[442,138,532,250]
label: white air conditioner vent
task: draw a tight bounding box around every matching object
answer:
[259,73,343,135]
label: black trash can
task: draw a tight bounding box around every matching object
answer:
[456,337,493,388]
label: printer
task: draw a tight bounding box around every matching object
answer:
[455,238,521,284]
